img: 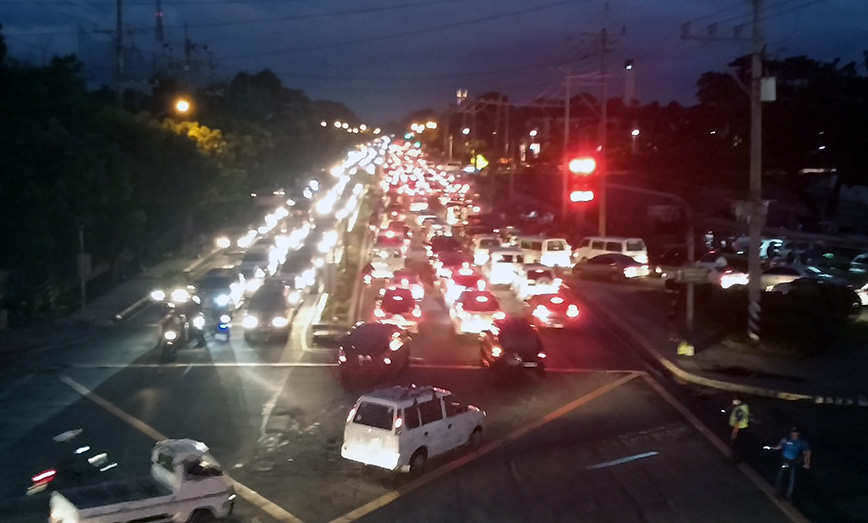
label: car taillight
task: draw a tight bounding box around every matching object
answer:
[491,346,502,358]
[492,311,506,320]
[32,469,56,484]
[394,416,403,430]
[567,305,579,318]
[374,308,385,318]
[412,307,422,318]
[383,357,392,365]
[537,352,547,359]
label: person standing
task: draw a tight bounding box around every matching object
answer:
[773,426,811,501]
[728,395,750,462]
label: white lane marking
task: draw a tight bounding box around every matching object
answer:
[65,362,637,373]
[58,374,304,523]
[329,372,643,523]
[587,451,659,469]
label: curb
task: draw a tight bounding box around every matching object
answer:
[580,291,868,407]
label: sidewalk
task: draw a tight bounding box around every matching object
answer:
[567,278,868,406]
[0,248,220,356]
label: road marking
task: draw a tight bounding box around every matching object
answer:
[329,371,642,523]
[641,374,810,523]
[587,451,659,469]
[58,374,304,523]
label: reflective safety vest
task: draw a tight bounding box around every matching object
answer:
[729,404,749,429]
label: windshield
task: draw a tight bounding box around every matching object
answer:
[526,269,554,281]
[198,276,232,290]
[625,240,646,251]
[353,402,394,430]
[243,252,268,263]
[248,292,287,312]
[546,240,566,251]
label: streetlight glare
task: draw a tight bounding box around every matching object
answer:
[175,99,190,113]
[462,127,470,135]
[425,121,437,129]
[631,129,640,136]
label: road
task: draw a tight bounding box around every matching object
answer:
[0,219,804,523]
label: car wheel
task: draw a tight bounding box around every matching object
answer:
[409,449,427,475]
[188,509,216,523]
[468,427,483,450]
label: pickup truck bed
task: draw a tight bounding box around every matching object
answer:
[59,476,171,509]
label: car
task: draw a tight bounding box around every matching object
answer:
[480,317,546,375]
[337,323,411,384]
[196,267,245,310]
[426,235,462,261]
[696,254,749,289]
[442,266,486,305]
[573,236,649,264]
[341,385,485,473]
[512,264,561,300]
[389,269,425,300]
[649,245,689,279]
[242,283,294,344]
[450,289,506,334]
[434,251,471,279]
[374,287,422,333]
[276,250,318,298]
[571,253,650,282]
[471,234,502,265]
[526,292,582,328]
[760,265,850,290]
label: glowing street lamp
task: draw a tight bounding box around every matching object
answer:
[174,98,191,113]
[462,127,470,136]
[631,128,640,154]
[425,121,437,129]
[529,129,538,137]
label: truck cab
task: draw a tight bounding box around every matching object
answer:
[49,439,235,523]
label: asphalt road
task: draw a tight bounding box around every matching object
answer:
[0,225,802,523]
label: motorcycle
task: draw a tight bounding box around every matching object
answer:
[214,313,231,341]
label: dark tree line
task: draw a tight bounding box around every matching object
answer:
[0,30,363,314]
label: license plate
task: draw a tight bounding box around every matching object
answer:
[523,362,538,368]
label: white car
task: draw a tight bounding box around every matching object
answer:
[471,234,502,265]
[450,289,505,334]
[696,251,748,289]
[513,264,562,300]
[342,386,485,473]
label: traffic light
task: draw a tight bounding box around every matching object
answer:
[568,156,596,202]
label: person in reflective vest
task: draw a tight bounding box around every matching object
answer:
[728,395,750,463]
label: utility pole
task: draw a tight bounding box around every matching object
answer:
[747,0,764,342]
[598,27,609,236]
[682,0,767,342]
[115,0,123,104]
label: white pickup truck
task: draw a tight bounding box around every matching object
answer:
[49,439,235,523]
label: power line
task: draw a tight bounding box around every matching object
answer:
[218,0,585,60]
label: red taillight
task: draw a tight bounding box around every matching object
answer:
[412,307,422,318]
[383,357,392,365]
[32,470,56,483]
[537,352,547,359]
[394,416,403,429]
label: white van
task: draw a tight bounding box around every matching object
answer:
[485,246,525,285]
[513,236,572,268]
[574,237,648,264]
[471,234,502,265]
[370,246,405,279]
[342,386,485,473]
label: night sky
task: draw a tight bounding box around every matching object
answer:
[2,0,865,123]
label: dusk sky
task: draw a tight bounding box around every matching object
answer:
[2,0,866,123]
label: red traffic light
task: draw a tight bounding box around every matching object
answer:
[568,157,596,175]
[570,189,595,202]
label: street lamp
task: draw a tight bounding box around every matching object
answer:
[631,128,640,154]
[529,129,538,138]
[174,98,191,113]
[462,127,470,135]
[425,121,437,130]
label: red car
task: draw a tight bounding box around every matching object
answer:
[525,292,582,328]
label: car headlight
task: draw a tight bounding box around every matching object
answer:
[192,316,206,329]
[214,294,230,307]
[170,288,190,303]
[215,236,231,249]
[271,316,289,328]
[150,289,166,302]
[163,330,178,340]
[242,316,259,329]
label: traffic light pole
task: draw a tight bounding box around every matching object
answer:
[608,183,695,334]
[561,72,572,220]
